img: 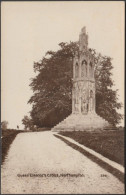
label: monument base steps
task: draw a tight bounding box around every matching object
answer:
[51,112,109,132]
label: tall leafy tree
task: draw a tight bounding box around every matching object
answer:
[1,121,9,130]
[95,54,122,125]
[22,115,34,130]
[28,42,122,127]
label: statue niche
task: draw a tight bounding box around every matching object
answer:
[81,60,87,77]
[75,63,79,78]
[89,62,93,78]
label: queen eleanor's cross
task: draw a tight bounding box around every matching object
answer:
[52,27,109,131]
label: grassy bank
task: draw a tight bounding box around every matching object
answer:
[59,130,124,166]
[1,129,24,164]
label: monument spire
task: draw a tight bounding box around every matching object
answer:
[79,26,88,51]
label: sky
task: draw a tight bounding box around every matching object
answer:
[1,1,124,129]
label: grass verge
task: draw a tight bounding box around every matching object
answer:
[59,130,124,166]
[1,129,24,164]
[54,134,124,183]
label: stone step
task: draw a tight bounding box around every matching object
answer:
[52,122,108,130]
[51,113,109,132]
[54,120,108,127]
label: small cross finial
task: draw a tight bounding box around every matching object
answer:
[79,26,88,51]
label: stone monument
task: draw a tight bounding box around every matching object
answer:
[52,27,109,131]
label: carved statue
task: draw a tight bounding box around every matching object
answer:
[81,62,84,77]
[81,89,87,113]
[81,60,87,77]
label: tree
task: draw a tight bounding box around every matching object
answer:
[1,121,9,130]
[22,115,34,130]
[28,42,122,127]
[94,54,122,125]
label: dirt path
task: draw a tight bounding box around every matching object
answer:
[1,131,124,194]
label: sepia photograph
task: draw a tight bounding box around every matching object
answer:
[1,1,125,194]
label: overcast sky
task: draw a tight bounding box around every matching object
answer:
[1,1,124,129]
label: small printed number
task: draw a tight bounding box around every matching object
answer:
[101,174,107,177]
